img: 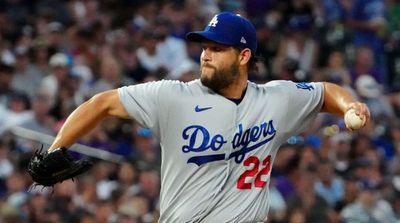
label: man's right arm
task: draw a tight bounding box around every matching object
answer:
[48,89,130,151]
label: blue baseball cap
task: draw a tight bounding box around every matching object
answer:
[186,12,257,54]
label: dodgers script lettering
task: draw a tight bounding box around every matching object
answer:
[181,121,276,165]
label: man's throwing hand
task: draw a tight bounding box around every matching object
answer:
[344,102,370,130]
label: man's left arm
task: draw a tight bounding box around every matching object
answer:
[321,82,370,127]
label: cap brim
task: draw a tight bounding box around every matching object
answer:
[186,31,234,46]
[186,31,257,58]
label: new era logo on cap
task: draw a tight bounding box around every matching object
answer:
[186,12,257,54]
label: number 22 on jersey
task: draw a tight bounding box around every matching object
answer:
[237,155,272,189]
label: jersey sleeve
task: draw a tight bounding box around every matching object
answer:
[282,81,324,135]
[118,81,171,136]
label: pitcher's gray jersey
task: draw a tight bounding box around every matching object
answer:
[118,79,324,222]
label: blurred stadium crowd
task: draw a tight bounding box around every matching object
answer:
[0,0,400,222]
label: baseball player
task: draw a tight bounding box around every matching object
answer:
[32,12,370,222]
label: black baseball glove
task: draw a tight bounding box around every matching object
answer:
[28,147,93,187]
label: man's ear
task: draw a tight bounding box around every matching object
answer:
[239,48,251,66]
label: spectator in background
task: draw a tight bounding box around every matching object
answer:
[120,44,151,83]
[244,0,275,18]
[73,175,97,214]
[69,0,101,28]
[392,194,400,222]
[286,170,330,223]
[136,21,194,81]
[0,63,16,107]
[355,74,395,119]
[11,47,43,99]
[0,39,16,68]
[340,180,397,223]
[94,200,115,223]
[272,143,297,177]
[349,134,376,162]
[30,41,51,76]
[130,0,159,31]
[46,21,67,54]
[137,169,160,215]
[321,49,352,86]
[328,132,352,176]
[4,171,29,213]
[364,147,385,186]
[160,2,192,40]
[39,52,71,107]
[47,180,78,222]
[130,125,161,170]
[110,29,150,83]
[389,122,400,175]
[298,145,319,171]
[320,0,347,25]
[89,51,133,96]
[70,27,97,68]
[273,15,319,79]
[116,161,140,198]
[136,29,166,77]
[0,92,32,135]
[150,17,193,80]
[27,191,48,223]
[19,93,55,136]
[385,0,400,90]
[0,140,13,194]
[176,61,200,83]
[92,162,118,201]
[317,0,352,70]
[250,14,281,81]
[335,174,361,212]
[346,0,387,85]
[89,21,107,50]
[314,160,345,207]
[386,0,400,37]
[276,153,301,201]
[69,65,93,101]
[350,46,383,87]
[285,208,306,223]
[50,79,80,126]
[267,178,287,223]
[116,195,149,223]
[108,29,130,57]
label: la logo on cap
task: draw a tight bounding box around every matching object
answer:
[208,15,218,27]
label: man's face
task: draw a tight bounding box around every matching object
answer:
[200,40,240,92]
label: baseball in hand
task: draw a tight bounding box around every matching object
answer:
[344,109,366,129]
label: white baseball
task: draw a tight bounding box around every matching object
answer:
[344,109,366,129]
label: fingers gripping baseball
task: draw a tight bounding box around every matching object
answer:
[344,102,370,130]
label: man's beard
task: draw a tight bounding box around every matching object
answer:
[200,63,239,93]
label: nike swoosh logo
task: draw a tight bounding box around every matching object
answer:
[195,105,212,112]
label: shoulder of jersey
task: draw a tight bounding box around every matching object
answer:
[153,79,203,92]
[254,80,294,89]
[143,79,197,87]
[263,80,293,87]
[154,79,200,85]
